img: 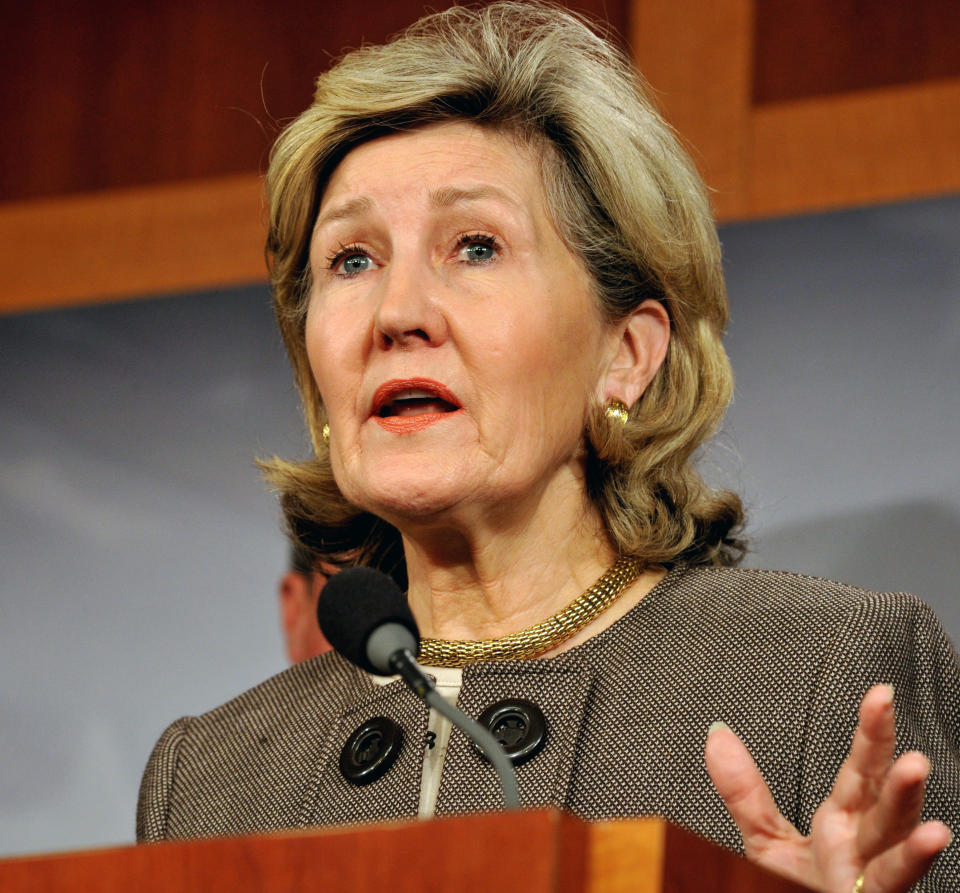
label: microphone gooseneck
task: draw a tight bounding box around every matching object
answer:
[317,567,520,809]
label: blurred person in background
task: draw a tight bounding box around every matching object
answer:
[278,540,332,663]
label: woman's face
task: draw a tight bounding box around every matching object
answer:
[306,122,621,529]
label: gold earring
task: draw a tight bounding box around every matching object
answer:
[605,398,629,426]
[321,423,330,445]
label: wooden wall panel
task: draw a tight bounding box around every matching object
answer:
[1,0,627,203]
[748,79,960,217]
[629,0,754,220]
[628,0,959,222]
[0,174,264,314]
[754,0,960,105]
[0,0,627,314]
[2,0,958,313]
[4,0,315,201]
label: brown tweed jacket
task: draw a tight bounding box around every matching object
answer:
[138,566,960,890]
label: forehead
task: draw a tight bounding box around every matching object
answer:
[317,121,551,215]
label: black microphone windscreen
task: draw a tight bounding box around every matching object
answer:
[317,567,420,674]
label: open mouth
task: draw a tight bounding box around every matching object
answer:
[378,390,459,418]
[371,379,462,421]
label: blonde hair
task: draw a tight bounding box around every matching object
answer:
[262,1,744,585]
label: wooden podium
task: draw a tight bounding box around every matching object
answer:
[0,809,813,892]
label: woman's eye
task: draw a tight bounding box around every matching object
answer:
[327,245,375,277]
[457,234,499,264]
[340,254,373,274]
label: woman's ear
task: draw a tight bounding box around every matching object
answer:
[602,299,670,406]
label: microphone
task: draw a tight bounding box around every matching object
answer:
[317,567,520,809]
[316,566,417,675]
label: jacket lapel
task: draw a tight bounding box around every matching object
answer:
[299,655,428,827]
[436,661,596,814]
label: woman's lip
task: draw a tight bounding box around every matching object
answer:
[370,377,462,416]
[373,411,460,433]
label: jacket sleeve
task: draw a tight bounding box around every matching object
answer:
[136,716,192,842]
[797,591,960,891]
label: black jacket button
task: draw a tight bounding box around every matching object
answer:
[474,698,547,766]
[339,716,403,785]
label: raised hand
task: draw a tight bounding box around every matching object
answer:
[705,684,953,893]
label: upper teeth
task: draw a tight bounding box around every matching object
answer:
[393,389,435,401]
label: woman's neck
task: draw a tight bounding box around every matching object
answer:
[399,496,662,649]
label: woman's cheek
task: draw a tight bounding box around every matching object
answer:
[306,307,346,394]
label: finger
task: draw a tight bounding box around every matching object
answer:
[705,723,800,850]
[861,821,953,893]
[857,751,930,859]
[830,685,897,811]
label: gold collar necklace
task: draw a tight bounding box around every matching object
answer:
[417,555,642,668]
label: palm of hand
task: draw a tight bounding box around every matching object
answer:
[705,684,952,893]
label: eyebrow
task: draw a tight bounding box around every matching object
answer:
[428,185,523,210]
[315,185,525,234]
[313,196,374,232]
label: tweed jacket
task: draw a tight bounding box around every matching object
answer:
[138,566,960,889]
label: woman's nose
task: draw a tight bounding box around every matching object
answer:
[373,259,449,350]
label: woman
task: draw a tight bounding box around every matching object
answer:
[138,4,958,890]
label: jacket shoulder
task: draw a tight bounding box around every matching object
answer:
[136,715,191,841]
[136,651,370,840]
[192,650,364,732]
[660,564,941,629]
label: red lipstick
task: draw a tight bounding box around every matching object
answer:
[370,378,462,433]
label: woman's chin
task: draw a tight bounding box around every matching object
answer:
[342,470,474,526]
